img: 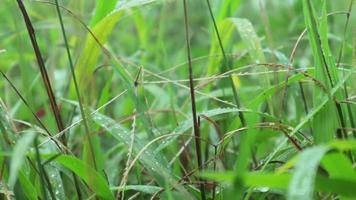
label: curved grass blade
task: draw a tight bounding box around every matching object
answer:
[287,146,329,200]
[46,154,115,200]
[74,0,159,92]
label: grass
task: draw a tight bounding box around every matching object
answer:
[1,0,356,199]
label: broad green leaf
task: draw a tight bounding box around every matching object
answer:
[18,170,38,200]
[321,152,356,180]
[8,132,36,189]
[230,18,265,64]
[287,146,329,200]
[329,140,356,151]
[201,171,356,197]
[245,173,356,197]
[48,154,115,200]
[75,11,124,92]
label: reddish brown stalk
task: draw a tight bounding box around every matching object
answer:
[182,1,206,199]
[15,0,66,143]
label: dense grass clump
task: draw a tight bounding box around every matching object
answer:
[0,0,356,199]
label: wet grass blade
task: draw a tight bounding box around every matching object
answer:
[287,146,329,200]
[45,154,115,200]
[8,132,36,189]
[92,112,192,198]
[302,0,346,143]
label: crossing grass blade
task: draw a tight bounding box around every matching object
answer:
[302,0,346,143]
[3,0,356,199]
[15,0,66,142]
[92,112,193,198]
[44,154,115,200]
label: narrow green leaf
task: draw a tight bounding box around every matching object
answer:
[302,0,343,143]
[8,132,36,189]
[111,185,162,194]
[90,0,118,27]
[217,0,240,21]
[92,112,192,198]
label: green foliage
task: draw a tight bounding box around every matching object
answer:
[1,0,356,199]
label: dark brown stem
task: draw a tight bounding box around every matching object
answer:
[182,0,206,199]
[15,0,66,143]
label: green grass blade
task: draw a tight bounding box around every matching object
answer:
[47,154,115,200]
[287,146,329,200]
[18,171,39,200]
[302,0,345,143]
[8,132,36,189]
[230,18,266,64]
[217,0,240,21]
[90,0,118,27]
[111,185,162,194]
[92,111,194,198]
[75,0,158,91]
[202,171,356,198]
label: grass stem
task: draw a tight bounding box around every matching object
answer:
[183,0,206,199]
